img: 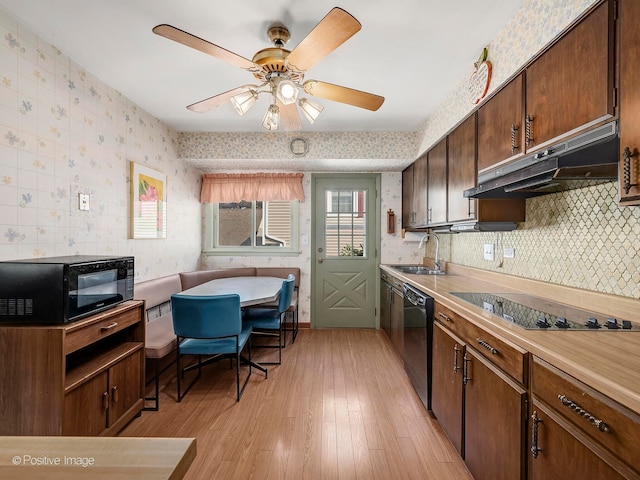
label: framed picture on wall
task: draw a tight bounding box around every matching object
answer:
[130,162,167,239]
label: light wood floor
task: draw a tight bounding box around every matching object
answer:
[120,328,473,479]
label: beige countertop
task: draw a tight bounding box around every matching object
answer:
[0,436,196,480]
[380,262,640,414]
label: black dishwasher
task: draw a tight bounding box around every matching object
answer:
[403,283,434,410]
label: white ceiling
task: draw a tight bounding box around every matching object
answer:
[1,0,525,136]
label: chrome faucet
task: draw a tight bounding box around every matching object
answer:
[418,233,441,271]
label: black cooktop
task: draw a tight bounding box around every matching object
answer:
[450,292,637,331]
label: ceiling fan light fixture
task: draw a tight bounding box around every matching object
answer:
[273,76,299,105]
[298,97,324,124]
[262,103,280,130]
[230,88,258,115]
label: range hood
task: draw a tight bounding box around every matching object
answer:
[464,121,619,199]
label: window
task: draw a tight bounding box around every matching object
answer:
[204,200,300,256]
[324,189,367,258]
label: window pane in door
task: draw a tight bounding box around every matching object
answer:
[324,189,367,258]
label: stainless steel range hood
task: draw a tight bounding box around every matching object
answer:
[464,121,619,199]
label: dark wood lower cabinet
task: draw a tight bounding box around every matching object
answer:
[432,320,527,480]
[431,322,465,455]
[529,402,631,480]
[464,349,527,480]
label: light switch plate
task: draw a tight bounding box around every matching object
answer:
[504,247,515,259]
[483,243,494,261]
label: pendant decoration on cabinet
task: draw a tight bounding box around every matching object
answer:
[468,47,492,105]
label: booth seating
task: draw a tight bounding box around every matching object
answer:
[178,267,257,291]
[135,267,301,409]
[135,274,182,411]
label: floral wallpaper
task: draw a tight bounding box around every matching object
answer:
[0,8,203,281]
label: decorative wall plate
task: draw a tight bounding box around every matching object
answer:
[289,137,309,156]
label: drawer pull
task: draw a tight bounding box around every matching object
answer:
[438,312,451,322]
[476,338,498,355]
[531,411,542,458]
[100,322,118,331]
[558,395,609,432]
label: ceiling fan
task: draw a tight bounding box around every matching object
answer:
[152,7,384,131]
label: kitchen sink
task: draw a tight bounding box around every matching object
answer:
[390,265,446,275]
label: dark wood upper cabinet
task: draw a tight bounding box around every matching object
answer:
[413,155,429,226]
[619,0,640,205]
[448,114,477,223]
[401,164,414,227]
[477,1,614,174]
[524,0,614,150]
[477,74,524,172]
[427,138,447,226]
[402,155,428,228]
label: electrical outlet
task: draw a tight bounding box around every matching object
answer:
[504,247,515,259]
[483,243,494,261]
[78,193,90,211]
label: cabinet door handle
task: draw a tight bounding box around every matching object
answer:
[112,385,119,404]
[476,338,499,355]
[438,312,451,322]
[511,124,519,153]
[462,354,471,385]
[427,208,432,223]
[525,115,534,147]
[102,391,109,410]
[101,322,118,331]
[453,344,461,373]
[623,146,637,195]
[558,395,609,432]
[531,411,542,458]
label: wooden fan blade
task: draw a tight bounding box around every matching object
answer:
[286,8,361,73]
[153,24,262,74]
[303,80,384,111]
[186,86,249,113]
[277,101,302,132]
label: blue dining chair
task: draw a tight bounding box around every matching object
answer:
[242,274,295,365]
[170,293,257,402]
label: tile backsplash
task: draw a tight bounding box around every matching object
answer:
[422,182,640,299]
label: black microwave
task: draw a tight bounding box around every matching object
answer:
[0,255,134,324]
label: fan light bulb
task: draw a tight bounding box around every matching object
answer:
[262,104,280,131]
[298,98,324,124]
[274,77,298,105]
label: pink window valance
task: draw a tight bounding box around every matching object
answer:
[200,173,305,203]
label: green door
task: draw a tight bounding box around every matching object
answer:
[312,175,379,328]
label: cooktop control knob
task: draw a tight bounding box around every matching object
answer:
[555,317,570,329]
[586,317,601,329]
[606,318,620,329]
[536,316,551,328]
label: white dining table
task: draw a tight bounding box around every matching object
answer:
[175,276,283,307]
